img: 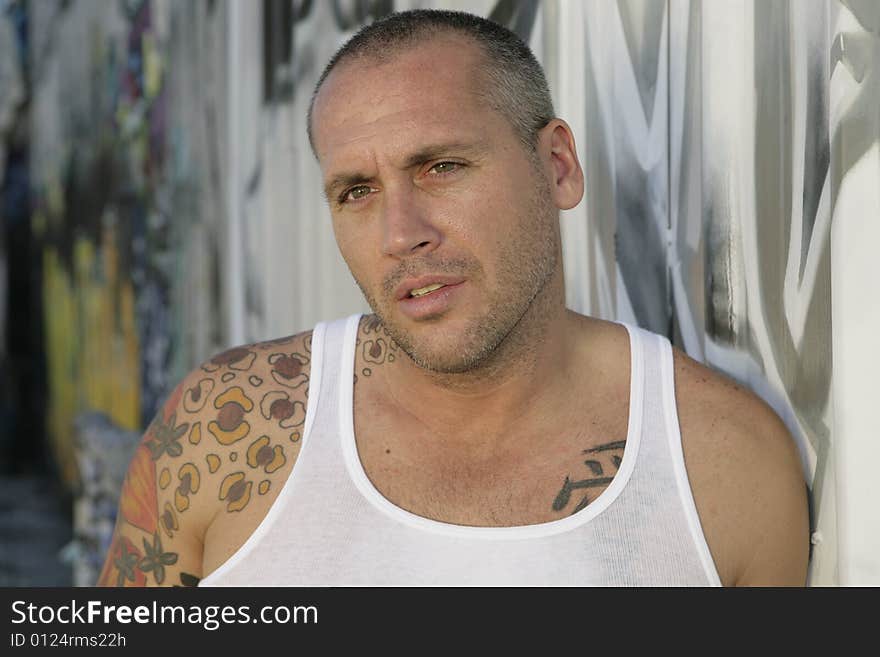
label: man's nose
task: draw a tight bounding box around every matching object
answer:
[380,183,442,258]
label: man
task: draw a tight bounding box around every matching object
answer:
[98,10,809,587]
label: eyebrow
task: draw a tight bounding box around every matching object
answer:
[323,139,488,201]
[323,173,374,202]
[401,140,486,168]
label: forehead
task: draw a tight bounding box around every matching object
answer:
[311,36,502,168]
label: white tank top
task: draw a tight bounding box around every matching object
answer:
[200,314,722,586]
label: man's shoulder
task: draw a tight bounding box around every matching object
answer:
[174,327,316,494]
[159,329,317,573]
[101,328,318,586]
[179,328,315,403]
[670,346,810,586]
[669,345,800,470]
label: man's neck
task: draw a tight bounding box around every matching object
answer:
[374,269,582,455]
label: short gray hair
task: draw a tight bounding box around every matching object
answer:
[306,9,555,155]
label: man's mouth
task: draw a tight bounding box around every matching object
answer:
[394,278,465,319]
[408,283,446,298]
[393,275,466,304]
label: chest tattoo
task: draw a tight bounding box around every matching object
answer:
[552,440,626,515]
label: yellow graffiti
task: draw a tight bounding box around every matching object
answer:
[142,32,163,100]
[43,227,141,487]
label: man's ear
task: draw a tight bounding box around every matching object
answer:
[538,119,585,210]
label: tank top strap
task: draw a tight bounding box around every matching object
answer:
[304,314,360,450]
[620,325,721,586]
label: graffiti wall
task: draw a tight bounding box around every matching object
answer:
[543,0,879,586]
[20,0,878,584]
[28,0,228,487]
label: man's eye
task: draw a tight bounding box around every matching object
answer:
[428,161,460,175]
[341,186,372,203]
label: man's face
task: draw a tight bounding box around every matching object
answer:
[311,36,561,373]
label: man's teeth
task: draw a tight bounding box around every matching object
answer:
[409,283,446,297]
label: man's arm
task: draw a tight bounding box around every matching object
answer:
[673,348,810,587]
[96,373,219,587]
[732,411,810,586]
[97,330,314,586]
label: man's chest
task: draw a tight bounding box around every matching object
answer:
[352,391,629,527]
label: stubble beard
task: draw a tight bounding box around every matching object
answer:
[354,172,559,376]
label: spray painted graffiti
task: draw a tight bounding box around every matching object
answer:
[548,0,880,584]
[30,0,226,485]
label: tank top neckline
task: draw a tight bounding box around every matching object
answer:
[337,313,646,540]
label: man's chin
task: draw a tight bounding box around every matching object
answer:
[396,329,505,375]
[368,303,505,373]
[404,349,484,375]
